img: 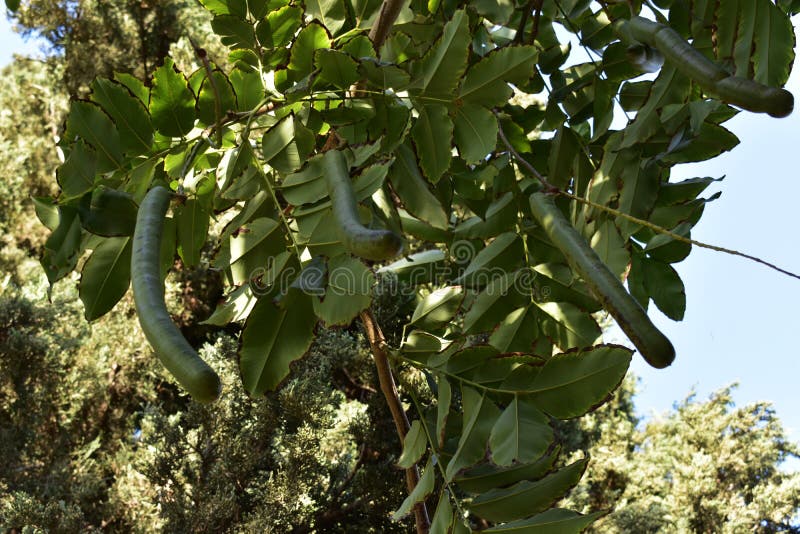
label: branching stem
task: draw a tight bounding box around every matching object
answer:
[360,310,431,534]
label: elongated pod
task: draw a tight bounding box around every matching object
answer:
[624,16,794,118]
[323,149,403,261]
[529,192,675,368]
[131,186,222,402]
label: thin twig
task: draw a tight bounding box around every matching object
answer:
[497,119,800,281]
[360,310,431,534]
[189,36,223,147]
[527,0,544,45]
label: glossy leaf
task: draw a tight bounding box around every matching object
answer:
[410,286,464,329]
[529,345,633,419]
[389,143,450,229]
[484,508,606,533]
[397,420,427,469]
[490,397,553,467]
[256,5,302,49]
[445,386,501,481]
[453,103,498,164]
[90,78,153,156]
[312,255,374,326]
[79,237,132,321]
[64,100,124,172]
[175,198,210,267]
[197,70,237,126]
[239,289,318,395]
[411,104,453,183]
[393,456,436,520]
[455,449,560,494]
[415,10,470,97]
[149,58,196,138]
[460,45,538,106]
[57,140,96,199]
[468,458,588,522]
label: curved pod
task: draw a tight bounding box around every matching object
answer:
[625,16,794,118]
[131,186,222,402]
[323,149,403,261]
[529,192,675,369]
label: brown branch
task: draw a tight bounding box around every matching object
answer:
[368,0,408,50]
[360,310,431,534]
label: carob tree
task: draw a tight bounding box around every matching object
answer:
[28,0,798,531]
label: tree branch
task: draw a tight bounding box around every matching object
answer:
[368,0,408,50]
[360,310,431,534]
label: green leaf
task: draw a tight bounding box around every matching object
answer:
[415,10,470,98]
[489,306,543,354]
[289,22,331,79]
[397,420,427,469]
[378,249,447,285]
[229,67,265,112]
[280,153,328,205]
[536,301,601,351]
[79,237,132,321]
[305,0,348,35]
[529,345,633,419]
[589,219,630,280]
[5,0,20,12]
[469,459,588,522]
[79,188,139,237]
[175,198,210,267]
[197,70,237,126]
[312,255,375,326]
[315,49,361,89]
[436,377,451,448]
[484,508,606,533]
[455,232,524,288]
[228,217,280,264]
[642,258,686,320]
[393,456,436,520]
[462,271,529,333]
[201,284,259,326]
[57,140,97,200]
[410,286,464,329]
[662,123,739,164]
[198,0,242,16]
[429,491,454,534]
[115,72,150,105]
[411,104,453,183]
[212,14,256,49]
[42,206,84,284]
[453,103,498,164]
[389,143,450,229]
[239,289,318,395]
[33,197,60,232]
[460,45,538,106]
[90,78,153,156]
[471,0,514,24]
[149,58,196,138]
[455,449,560,494]
[262,114,315,174]
[445,386,501,481]
[257,5,302,49]
[490,397,553,467]
[64,101,124,172]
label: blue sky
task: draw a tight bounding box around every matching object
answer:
[2,13,799,455]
